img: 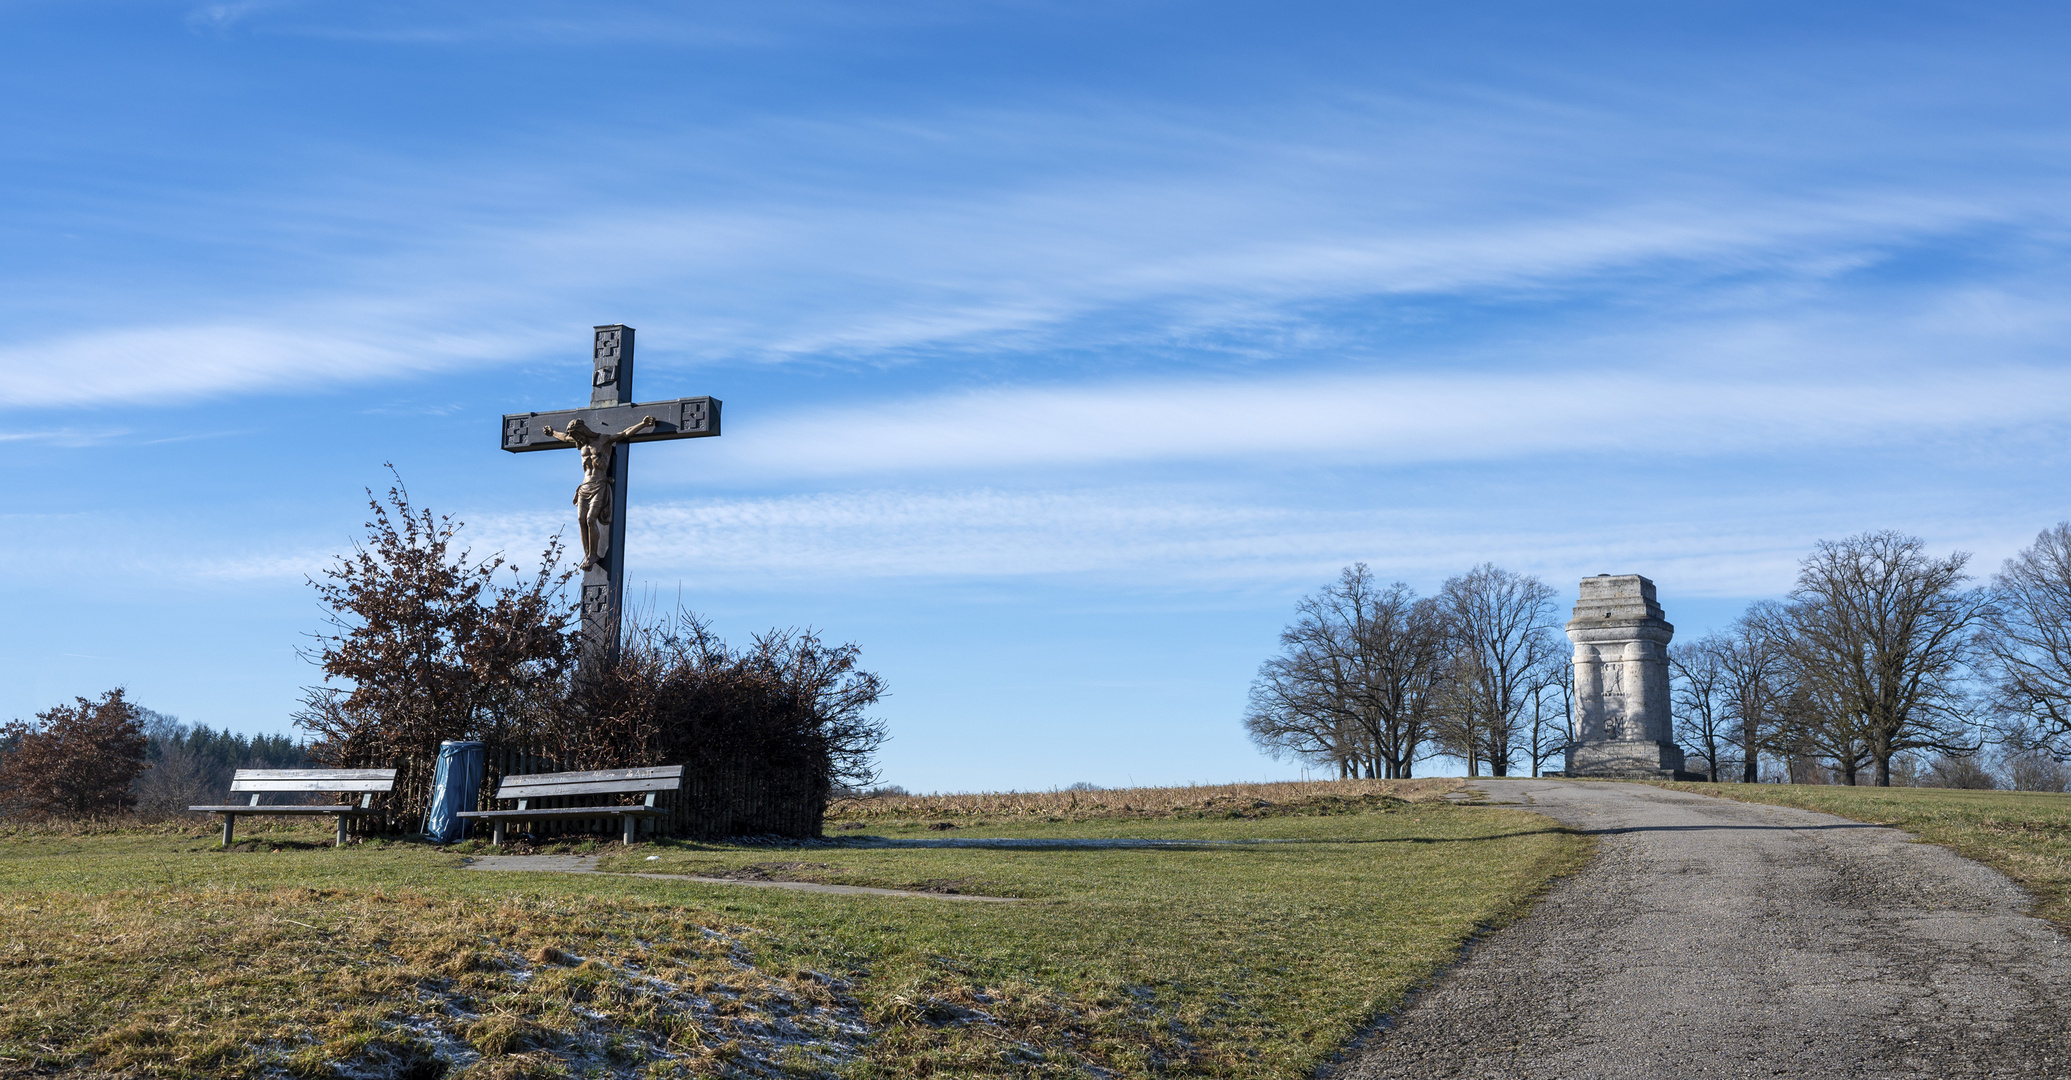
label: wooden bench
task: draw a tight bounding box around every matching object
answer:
[457,765,681,846]
[189,768,397,847]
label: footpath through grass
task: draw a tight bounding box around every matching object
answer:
[1655,781,2071,927]
[0,778,1587,1080]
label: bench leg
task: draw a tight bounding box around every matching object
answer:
[222,814,235,846]
[336,816,348,848]
[492,821,505,846]
[624,816,636,846]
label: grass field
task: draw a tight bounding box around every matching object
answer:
[1655,781,2071,927]
[0,779,1586,1080]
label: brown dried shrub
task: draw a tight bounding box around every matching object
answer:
[0,688,149,816]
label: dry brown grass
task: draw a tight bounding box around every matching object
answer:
[0,877,863,1079]
[0,809,366,840]
[0,811,230,838]
[3,777,1582,1079]
[829,777,1463,821]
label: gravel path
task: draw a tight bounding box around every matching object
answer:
[1335,779,2071,1079]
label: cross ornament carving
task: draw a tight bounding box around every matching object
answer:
[501,324,722,674]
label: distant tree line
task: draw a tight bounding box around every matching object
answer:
[0,689,306,818]
[1248,524,2071,789]
[1669,527,2071,790]
[1244,562,1569,779]
[132,710,308,813]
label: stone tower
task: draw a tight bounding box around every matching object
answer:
[1564,574,1697,780]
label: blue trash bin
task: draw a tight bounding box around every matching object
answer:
[425,740,485,843]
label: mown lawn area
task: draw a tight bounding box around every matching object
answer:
[1655,781,2071,926]
[0,779,1587,1080]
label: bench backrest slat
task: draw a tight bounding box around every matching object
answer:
[229,768,397,794]
[233,769,396,780]
[492,765,683,801]
[499,766,683,785]
[494,777,680,799]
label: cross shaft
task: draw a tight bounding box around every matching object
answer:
[500,325,722,674]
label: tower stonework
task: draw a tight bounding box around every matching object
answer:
[1564,574,1700,780]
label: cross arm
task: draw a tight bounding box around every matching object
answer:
[500,397,721,453]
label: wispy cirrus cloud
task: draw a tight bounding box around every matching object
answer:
[684,354,2071,480]
[205,0,883,47]
[5,67,2060,410]
[0,321,535,408]
[25,470,2045,607]
[153,487,1797,591]
[0,181,2042,409]
[479,485,2035,597]
[184,1,287,35]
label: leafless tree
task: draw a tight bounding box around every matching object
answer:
[1713,603,1791,783]
[1523,651,1573,777]
[130,709,308,813]
[131,734,213,815]
[1671,634,1734,782]
[2008,755,2070,792]
[1244,565,1448,779]
[1774,531,1991,787]
[1428,648,1490,776]
[1437,564,1560,777]
[1769,680,1872,784]
[1361,591,1450,779]
[1245,578,1369,778]
[1986,523,2071,753]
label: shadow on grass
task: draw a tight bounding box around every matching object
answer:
[649,828,1584,852]
[1577,822,1888,836]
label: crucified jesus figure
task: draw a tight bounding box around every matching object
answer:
[542,415,659,569]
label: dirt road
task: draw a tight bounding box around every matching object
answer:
[1336,779,2071,1079]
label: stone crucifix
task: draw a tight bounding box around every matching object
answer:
[501,324,722,674]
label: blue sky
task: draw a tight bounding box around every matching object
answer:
[4,1,2069,790]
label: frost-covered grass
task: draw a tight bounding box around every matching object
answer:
[0,780,1585,1079]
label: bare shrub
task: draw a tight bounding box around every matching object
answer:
[547,612,889,834]
[2007,754,2070,793]
[1922,754,1997,789]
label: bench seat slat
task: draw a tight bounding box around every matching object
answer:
[457,807,667,820]
[234,769,397,778]
[187,805,384,816]
[231,779,397,792]
[490,778,680,798]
